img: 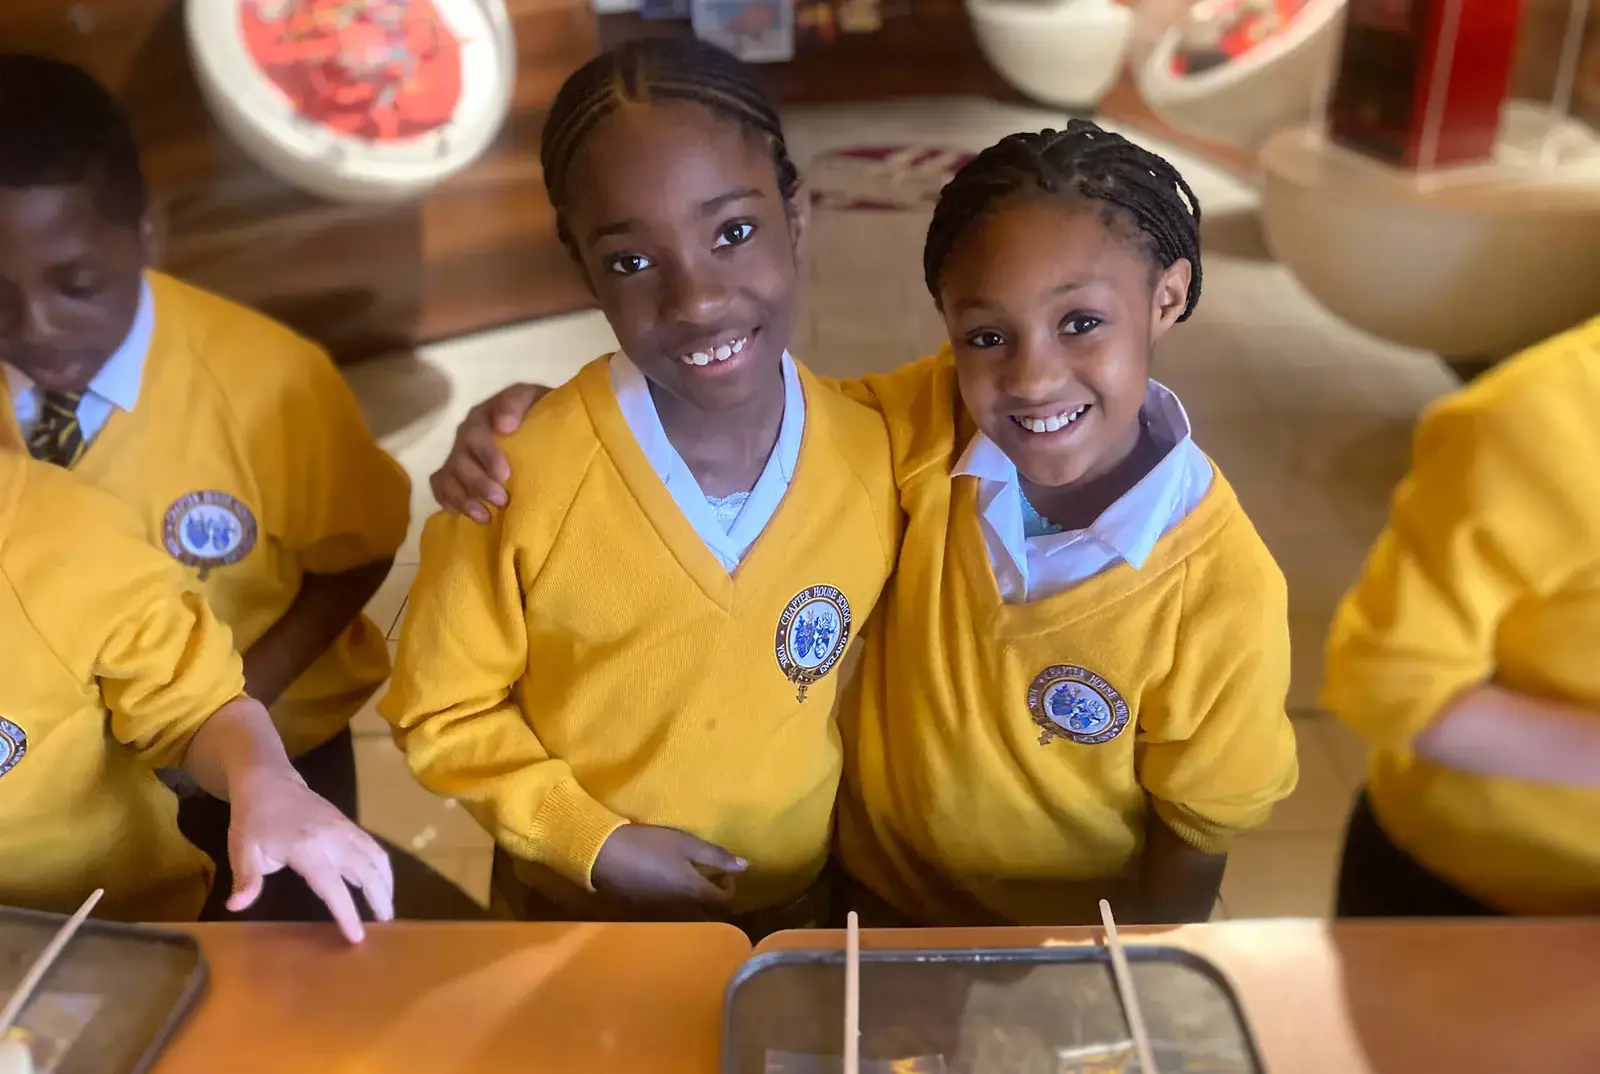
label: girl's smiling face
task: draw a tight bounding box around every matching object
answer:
[938,196,1191,492]
[562,99,805,414]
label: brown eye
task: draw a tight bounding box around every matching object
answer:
[965,330,1005,349]
[713,220,756,249]
[1062,315,1102,336]
[605,253,652,276]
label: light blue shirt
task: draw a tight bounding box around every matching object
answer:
[610,350,805,573]
[6,277,156,445]
[956,380,1213,603]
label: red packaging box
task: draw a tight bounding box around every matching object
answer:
[1328,0,1528,170]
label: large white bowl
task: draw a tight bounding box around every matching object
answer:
[1138,0,1347,150]
[186,0,516,204]
[967,0,1136,113]
[1261,103,1600,359]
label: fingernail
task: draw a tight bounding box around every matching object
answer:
[735,858,749,869]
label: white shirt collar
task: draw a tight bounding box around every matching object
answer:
[955,379,1197,570]
[3,274,154,411]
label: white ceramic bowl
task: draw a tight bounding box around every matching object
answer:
[1137,0,1347,150]
[1261,103,1600,359]
[185,0,516,204]
[967,0,1136,113]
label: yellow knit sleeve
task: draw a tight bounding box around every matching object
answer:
[246,335,412,575]
[1323,384,1596,752]
[1138,529,1298,854]
[7,463,245,768]
[379,485,628,889]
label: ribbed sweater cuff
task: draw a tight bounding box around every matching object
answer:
[1152,800,1237,856]
[528,779,629,890]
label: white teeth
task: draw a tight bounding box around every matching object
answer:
[677,336,749,367]
[1014,405,1088,434]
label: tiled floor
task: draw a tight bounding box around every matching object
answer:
[344,96,1459,917]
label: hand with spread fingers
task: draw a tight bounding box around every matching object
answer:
[225,768,394,944]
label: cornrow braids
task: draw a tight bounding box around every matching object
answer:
[539,38,801,260]
[923,119,1203,321]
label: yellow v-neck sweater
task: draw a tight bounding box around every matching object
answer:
[834,352,1298,926]
[0,272,410,757]
[381,356,901,913]
[0,453,244,921]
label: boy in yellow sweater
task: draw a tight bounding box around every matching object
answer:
[380,40,899,937]
[1325,315,1600,917]
[432,121,1298,926]
[0,450,392,942]
[0,55,410,924]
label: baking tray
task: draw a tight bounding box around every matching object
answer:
[1,907,207,1074]
[723,944,1266,1074]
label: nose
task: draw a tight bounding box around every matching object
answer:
[660,254,734,326]
[999,332,1074,403]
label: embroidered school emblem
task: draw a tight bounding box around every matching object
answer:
[163,491,258,580]
[1028,664,1130,746]
[0,718,26,779]
[774,585,852,703]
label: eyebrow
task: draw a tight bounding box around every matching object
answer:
[949,278,1104,316]
[586,187,766,244]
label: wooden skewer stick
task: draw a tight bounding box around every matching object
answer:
[0,889,104,1039]
[844,910,861,1074]
[1098,898,1159,1074]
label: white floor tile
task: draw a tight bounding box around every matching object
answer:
[354,735,493,856]
[1221,832,1342,919]
[1265,716,1360,836]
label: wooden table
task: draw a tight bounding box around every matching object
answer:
[155,922,751,1074]
[146,918,1600,1073]
[760,919,1600,1074]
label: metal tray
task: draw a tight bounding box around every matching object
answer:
[722,943,1266,1074]
[1,907,207,1074]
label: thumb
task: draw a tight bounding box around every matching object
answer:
[674,833,747,874]
[226,839,267,912]
[493,384,543,432]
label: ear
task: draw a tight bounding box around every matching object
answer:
[787,180,812,259]
[1149,257,1191,343]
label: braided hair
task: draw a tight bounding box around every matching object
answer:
[924,120,1202,321]
[0,54,146,227]
[540,38,801,261]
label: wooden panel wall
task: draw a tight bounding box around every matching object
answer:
[1,0,597,364]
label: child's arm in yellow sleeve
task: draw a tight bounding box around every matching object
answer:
[1323,393,1600,777]
[243,338,412,705]
[380,507,628,889]
[1135,546,1298,921]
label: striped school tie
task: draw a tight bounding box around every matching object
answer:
[27,389,87,469]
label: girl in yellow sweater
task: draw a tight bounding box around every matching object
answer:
[380,39,900,937]
[431,120,1298,926]
[1325,315,1600,917]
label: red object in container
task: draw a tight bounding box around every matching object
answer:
[1328,0,1528,170]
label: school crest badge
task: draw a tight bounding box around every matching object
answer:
[0,718,26,778]
[774,585,852,703]
[164,491,258,580]
[1028,664,1130,746]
